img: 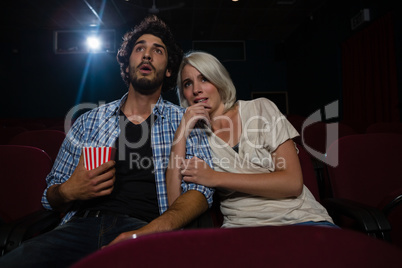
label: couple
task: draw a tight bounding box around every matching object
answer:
[0,15,332,268]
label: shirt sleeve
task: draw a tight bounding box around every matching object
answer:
[254,98,299,153]
[41,118,84,211]
[181,127,215,207]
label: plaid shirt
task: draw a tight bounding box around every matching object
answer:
[42,93,214,225]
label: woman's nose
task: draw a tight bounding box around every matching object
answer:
[193,84,202,95]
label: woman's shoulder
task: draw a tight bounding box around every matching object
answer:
[238,98,280,115]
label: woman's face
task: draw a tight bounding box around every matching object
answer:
[181,64,224,116]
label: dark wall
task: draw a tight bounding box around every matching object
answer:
[1,32,286,119]
[284,0,401,119]
[1,29,127,119]
[1,0,400,121]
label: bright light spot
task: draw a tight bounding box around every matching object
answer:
[87,37,101,50]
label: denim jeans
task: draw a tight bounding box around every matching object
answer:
[0,214,148,268]
[293,220,340,228]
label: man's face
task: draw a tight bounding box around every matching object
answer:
[127,34,171,95]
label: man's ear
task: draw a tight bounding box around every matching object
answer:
[165,69,172,78]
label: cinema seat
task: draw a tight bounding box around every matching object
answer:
[8,129,66,163]
[325,133,402,247]
[0,145,60,256]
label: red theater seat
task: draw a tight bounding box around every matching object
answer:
[325,133,402,248]
[71,225,402,268]
[0,145,60,255]
[9,130,66,163]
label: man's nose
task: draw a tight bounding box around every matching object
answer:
[143,54,151,61]
[143,49,151,61]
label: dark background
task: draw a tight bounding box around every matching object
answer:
[0,0,400,124]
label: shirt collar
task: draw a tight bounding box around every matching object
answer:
[152,95,165,116]
[108,92,165,117]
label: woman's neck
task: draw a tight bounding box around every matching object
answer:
[210,104,241,147]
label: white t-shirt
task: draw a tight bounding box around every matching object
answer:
[207,98,333,228]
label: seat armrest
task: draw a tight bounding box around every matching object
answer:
[1,210,61,255]
[323,198,391,240]
[0,223,15,256]
[381,191,402,216]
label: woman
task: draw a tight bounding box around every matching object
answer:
[166,51,334,228]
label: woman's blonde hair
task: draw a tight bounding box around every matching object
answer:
[177,51,237,111]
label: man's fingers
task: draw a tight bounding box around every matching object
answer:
[92,169,116,185]
[92,172,115,197]
[95,160,116,173]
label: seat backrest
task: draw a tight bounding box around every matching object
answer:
[302,121,357,155]
[0,127,26,145]
[0,145,53,223]
[9,130,66,163]
[326,133,402,207]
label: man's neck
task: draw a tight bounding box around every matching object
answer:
[122,87,162,124]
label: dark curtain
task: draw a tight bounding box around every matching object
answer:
[341,12,399,130]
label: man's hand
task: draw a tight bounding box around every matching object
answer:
[104,190,208,248]
[60,154,116,202]
[47,153,116,211]
[105,226,153,248]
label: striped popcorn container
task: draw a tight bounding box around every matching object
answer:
[83,146,115,170]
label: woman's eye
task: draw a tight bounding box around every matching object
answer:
[183,81,191,88]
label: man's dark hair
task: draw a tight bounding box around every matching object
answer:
[117,15,183,92]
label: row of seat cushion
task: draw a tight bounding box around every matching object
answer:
[71,225,402,268]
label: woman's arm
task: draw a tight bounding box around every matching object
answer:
[166,103,211,206]
[181,139,303,199]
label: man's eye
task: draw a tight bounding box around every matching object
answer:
[155,48,162,54]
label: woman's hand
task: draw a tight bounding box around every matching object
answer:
[180,103,211,138]
[180,156,216,187]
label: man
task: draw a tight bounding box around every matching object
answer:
[0,15,213,267]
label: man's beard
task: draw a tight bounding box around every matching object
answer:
[129,66,165,95]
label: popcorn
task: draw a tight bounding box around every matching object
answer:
[83,146,115,170]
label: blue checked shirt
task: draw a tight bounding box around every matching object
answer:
[42,93,214,225]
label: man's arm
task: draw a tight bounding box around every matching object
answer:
[166,103,211,206]
[106,189,208,247]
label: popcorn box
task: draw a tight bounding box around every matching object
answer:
[83,146,115,170]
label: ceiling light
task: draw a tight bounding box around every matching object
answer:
[54,29,116,54]
[86,36,101,50]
